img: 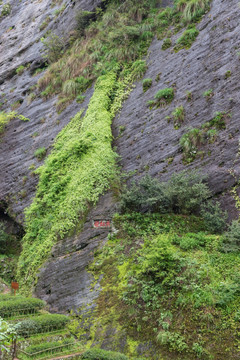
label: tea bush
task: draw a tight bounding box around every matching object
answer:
[82,348,129,360]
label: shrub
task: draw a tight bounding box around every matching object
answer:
[154,88,174,105]
[16,65,25,76]
[34,147,47,160]
[166,170,210,214]
[175,27,199,49]
[25,338,73,355]
[200,201,227,234]
[82,348,129,359]
[0,297,45,318]
[172,105,185,128]
[162,38,172,50]
[179,127,204,163]
[120,174,170,214]
[203,88,213,99]
[17,314,69,337]
[142,78,152,92]
[41,33,66,63]
[75,10,95,36]
[157,330,188,352]
[0,224,11,254]
[221,220,240,252]
[176,0,211,22]
[120,170,210,215]
[1,3,11,17]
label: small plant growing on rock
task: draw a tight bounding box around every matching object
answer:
[162,38,172,50]
[172,105,185,128]
[180,128,204,163]
[34,147,47,160]
[142,78,152,92]
[154,87,174,106]
[1,3,11,17]
[203,89,214,100]
[224,70,231,79]
[16,65,25,76]
[174,26,199,51]
[186,91,192,101]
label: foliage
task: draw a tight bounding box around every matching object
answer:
[0,297,45,318]
[120,174,170,214]
[180,112,229,162]
[221,220,240,252]
[154,87,174,105]
[16,65,25,76]
[0,224,12,254]
[0,317,18,354]
[120,170,210,216]
[0,111,29,135]
[82,348,129,360]
[175,26,199,50]
[161,38,172,50]
[41,33,66,63]
[203,88,213,99]
[171,105,185,128]
[75,10,95,36]
[17,314,69,337]
[176,0,211,22]
[200,201,227,234]
[24,338,73,355]
[142,78,152,92]
[17,71,122,292]
[34,147,47,160]
[156,330,188,352]
[0,3,11,17]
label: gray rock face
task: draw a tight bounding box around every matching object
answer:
[0,0,100,222]
[0,0,239,316]
[35,192,115,312]
[114,0,240,220]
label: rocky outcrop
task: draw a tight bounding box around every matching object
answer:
[114,0,240,220]
[0,0,239,314]
[0,0,100,223]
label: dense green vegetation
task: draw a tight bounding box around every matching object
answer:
[74,211,240,359]
[0,297,45,318]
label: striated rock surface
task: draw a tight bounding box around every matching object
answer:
[0,0,239,316]
[114,0,240,220]
[0,0,100,222]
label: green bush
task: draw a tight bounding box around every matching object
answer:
[25,338,73,355]
[34,147,47,160]
[75,10,95,36]
[221,220,240,252]
[120,171,210,215]
[17,314,69,337]
[0,298,45,318]
[172,105,185,128]
[120,174,170,214]
[142,78,152,92]
[16,65,25,76]
[162,38,172,50]
[1,3,11,17]
[173,232,208,250]
[154,88,174,105]
[175,27,199,49]
[41,33,66,63]
[200,201,227,234]
[165,170,210,214]
[81,348,129,360]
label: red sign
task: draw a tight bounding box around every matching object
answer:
[93,220,111,229]
[11,282,19,290]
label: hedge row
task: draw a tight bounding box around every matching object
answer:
[0,297,45,317]
[17,314,70,337]
[24,338,74,355]
[81,348,129,360]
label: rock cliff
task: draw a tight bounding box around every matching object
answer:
[0,0,240,357]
